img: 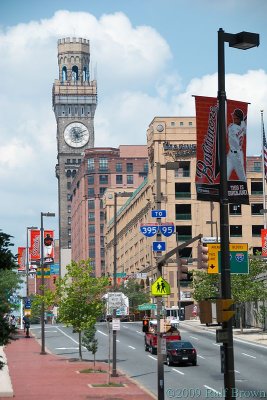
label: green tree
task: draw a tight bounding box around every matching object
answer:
[0,232,22,369]
[41,260,108,360]
[118,279,150,316]
[82,325,98,370]
[192,258,267,332]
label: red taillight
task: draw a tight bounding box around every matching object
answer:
[192,349,196,354]
[170,350,177,355]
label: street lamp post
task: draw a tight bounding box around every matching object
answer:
[26,226,38,298]
[111,192,132,377]
[40,212,55,355]
[217,28,259,399]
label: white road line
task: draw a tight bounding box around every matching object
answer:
[56,347,78,350]
[148,355,157,361]
[198,355,205,359]
[128,345,136,350]
[172,368,185,375]
[242,352,256,359]
[212,343,220,347]
[55,327,87,350]
[45,330,58,333]
[189,336,199,340]
[116,339,120,342]
[204,385,221,395]
[136,330,142,334]
[235,370,240,374]
[97,330,108,336]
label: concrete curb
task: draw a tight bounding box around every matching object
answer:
[0,346,13,397]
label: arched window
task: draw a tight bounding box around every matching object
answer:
[62,66,67,82]
[72,66,78,82]
[83,67,89,82]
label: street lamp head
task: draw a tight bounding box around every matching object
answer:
[27,226,38,230]
[228,31,260,50]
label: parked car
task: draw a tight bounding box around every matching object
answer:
[165,340,197,366]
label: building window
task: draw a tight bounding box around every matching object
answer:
[99,158,108,171]
[175,161,190,178]
[175,183,191,199]
[179,121,184,126]
[126,163,133,173]
[88,188,95,197]
[67,182,71,190]
[100,224,104,234]
[68,229,71,236]
[100,211,105,221]
[89,248,95,258]
[100,187,107,195]
[127,175,133,184]
[116,175,123,184]
[251,203,263,215]
[99,175,108,184]
[68,205,71,213]
[68,217,71,225]
[230,225,242,237]
[89,236,95,246]
[88,199,95,209]
[68,241,71,249]
[229,204,241,215]
[88,158,95,172]
[88,175,94,185]
[251,181,263,195]
[252,225,264,237]
[89,225,95,234]
[171,121,175,127]
[88,212,95,221]
[66,170,72,178]
[254,162,261,172]
[189,121,193,126]
[176,204,191,220]
[116,162,122,172]
[144,162,149,173]
[67,194,72,201]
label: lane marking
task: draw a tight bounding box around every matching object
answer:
[148,355,157,361]
[172,368,185,375]
[204,385,221,395]
[128,345,136,350]
[235,370,240,374]
[97,330,108,337]
[212,343,220,347]
[116,339,120,342]
[242,352,256,359]
[198,355,205,359]
[189,336,199,340]
[56,347,78,350]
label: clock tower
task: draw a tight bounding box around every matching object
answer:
[52,37,97,274]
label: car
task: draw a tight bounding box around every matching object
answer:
[165,340,197,366]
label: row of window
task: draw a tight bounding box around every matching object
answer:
[87,159,148,173]
[88,174,134,186]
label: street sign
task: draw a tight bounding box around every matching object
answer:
[140,223,159,237]
[24,298,31,309]
[151,210,167,218]
[207,243,248,274]
[151,277,171,296]
[112,318,121,331]
[216,329,229,343]
[138,303,157,311]
[152,241,166,252]
[159,223,175,237]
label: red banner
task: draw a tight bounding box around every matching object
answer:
[17,247,26,271]
[195,96,249,204]
[30,229,40,262]
[261,229,267,257]
[43,230,54,264]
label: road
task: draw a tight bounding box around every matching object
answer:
[31,321,267,399]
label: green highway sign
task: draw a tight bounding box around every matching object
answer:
[208,243,249,274]
[138,303,157,311]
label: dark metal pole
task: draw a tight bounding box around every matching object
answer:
[218,27,236,398]
[111,193,118,377]
[26,228,29,298]
[156,162,164,400]
[40,213,46,355]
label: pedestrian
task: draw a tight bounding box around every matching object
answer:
[23,315,30,337]
[227,108,247,182]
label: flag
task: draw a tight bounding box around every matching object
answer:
[17,247,26,271]
[261,229,267,257]
[263,121,267,181]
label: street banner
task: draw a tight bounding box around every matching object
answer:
[261,229,267,257]
[195,96,249,204]
[43,230,54,264]
[17,247,26,271]
[30,229,40,263]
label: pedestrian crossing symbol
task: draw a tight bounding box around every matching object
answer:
[151,277,171,296]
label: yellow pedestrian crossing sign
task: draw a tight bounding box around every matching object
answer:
[151,277,171,296]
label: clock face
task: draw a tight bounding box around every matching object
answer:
[64,122,90,148]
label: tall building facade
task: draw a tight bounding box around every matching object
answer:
[71,145,148,277]
[52,37,97,275]
[104,116,265,311]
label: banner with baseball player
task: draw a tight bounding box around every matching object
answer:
[195,96,249,204]
[17,247,26,271]
[43,230,54,264]
[261,229,267,257]
[29,229,40,265]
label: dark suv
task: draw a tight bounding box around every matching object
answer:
[165,340,197,366]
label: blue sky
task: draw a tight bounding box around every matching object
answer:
[0,0,267,252]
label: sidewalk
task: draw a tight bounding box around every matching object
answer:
[181,318,267,345]
[0,329,156,400]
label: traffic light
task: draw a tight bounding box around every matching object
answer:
[178,258,188,280]
[197,241,209,269]
[198,300,212,324]
[142,319,149,333]
[216,299,235,323]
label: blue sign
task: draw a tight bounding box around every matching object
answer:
[159,223,175,237]
[152,241,166,252]
[50,263,60,275]
[151,210,167,218]
[25,298,31,309]
[140,223,159,237]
